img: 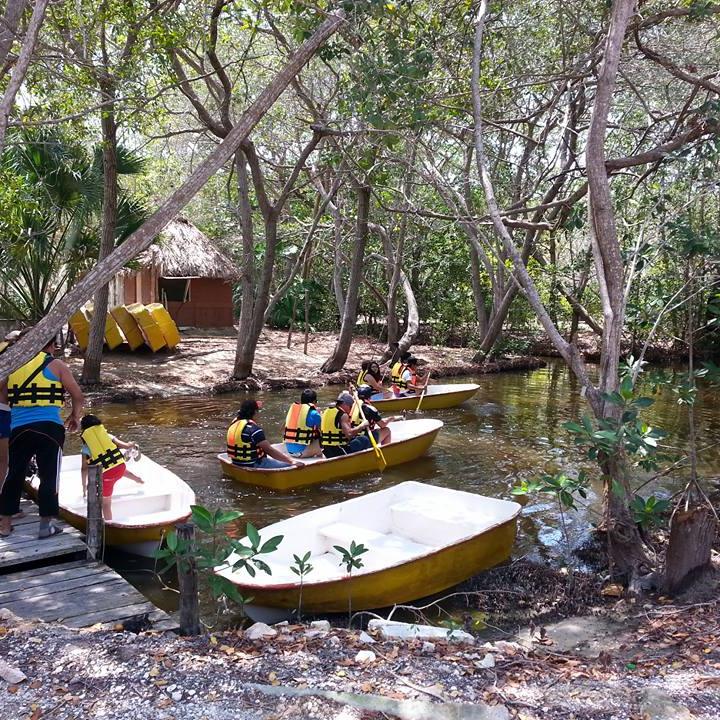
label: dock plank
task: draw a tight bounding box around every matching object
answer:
[0,501,85,571]
[0,560,177,630]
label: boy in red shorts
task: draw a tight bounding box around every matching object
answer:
[80,414,143,520]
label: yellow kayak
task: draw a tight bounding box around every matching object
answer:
[372,383,480,412]
[218,418,443,491]
[215,481,521,618]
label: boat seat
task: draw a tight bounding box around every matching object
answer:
[109,493,173,516]
[390,500,477,546]
[319,522,386,552]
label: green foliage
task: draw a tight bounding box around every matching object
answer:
[290,551,314,579]
[512,471,589,510]
[333,540,369,574]
[0,128,147,320]
[563,377,666,471]
[154,504,283,611]
[629,495,670,528]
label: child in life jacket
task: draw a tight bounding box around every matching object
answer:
[80,414,143,520]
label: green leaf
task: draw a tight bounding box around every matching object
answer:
[165,531,178,552]
[259,534,283,554]
[214,510,244,526]
[191,505,214,532]
[246,522,260,549]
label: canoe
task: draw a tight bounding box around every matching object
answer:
[111,305,145,350]
[83,304,126,350]
[147,303,181,349]
[26,454,195,557]
[126,303,167,352]
[218,418,443,491]
[68,308,90,350]
[372,383,480,413]
[215,481,521,619]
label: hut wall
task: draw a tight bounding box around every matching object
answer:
[168,278,234,327]
[123,269,157,305]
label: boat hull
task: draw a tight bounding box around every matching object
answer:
[219,420,442,491]
[373,384,479,413]
[229,517,517,613]
[23,485,188,557]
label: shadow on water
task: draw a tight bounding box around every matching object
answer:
[77,361,720,618]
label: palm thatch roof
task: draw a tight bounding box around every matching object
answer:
[135,217,238,280]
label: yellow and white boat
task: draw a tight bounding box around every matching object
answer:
[218,418,443,491]
[372,383,480,413]
[215,481,520,618]
[27,454,195,556]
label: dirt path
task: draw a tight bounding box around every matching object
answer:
[66,329,545,402]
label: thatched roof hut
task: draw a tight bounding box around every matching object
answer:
[135,217,238,280]
[111,217,237,328]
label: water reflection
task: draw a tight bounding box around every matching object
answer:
[78,361,720,613]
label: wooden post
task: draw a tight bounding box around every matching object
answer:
[86,464,103,560]
[176,522,201,636]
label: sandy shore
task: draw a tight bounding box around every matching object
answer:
[67,329,545,402]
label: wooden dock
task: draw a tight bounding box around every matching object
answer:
[0,500,85,570]
[0,501,177,631]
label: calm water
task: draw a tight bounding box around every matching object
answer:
[81,361,720,615]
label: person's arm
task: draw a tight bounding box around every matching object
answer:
[81,454,89,497]
[257,440,303,467]
[111,435,136,450]
[341,412,368,439]
[365,375,384,392]
[51,360,84,432]
[0,378,7,404]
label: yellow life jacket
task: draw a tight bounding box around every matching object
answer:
[8,352,64,407]
[283,403,318,444]
[81,424,125,470]
[320,407,347,447]
[356,368,367,386]
[226,419,264,465]
[391,361,408,390]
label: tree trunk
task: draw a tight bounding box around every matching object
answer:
[663,505,716,594]
[469,244,489,339]
[233,149,257,378]
[82,81,118,385]
[0,10,346,378]
[321,185,370,373]
[332,200,345,317]
[0,0,27,73]
[0,0,50,153]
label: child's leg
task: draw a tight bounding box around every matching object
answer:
[123,468,144,484]
[102,496,113,521]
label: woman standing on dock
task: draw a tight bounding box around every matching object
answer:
[0,335,84,539]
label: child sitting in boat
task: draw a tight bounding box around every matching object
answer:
[80,414,144,520]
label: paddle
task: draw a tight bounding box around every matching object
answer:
[350,386,387,471]
[414,366,432,413]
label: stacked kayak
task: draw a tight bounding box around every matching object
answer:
[68,303,181,352]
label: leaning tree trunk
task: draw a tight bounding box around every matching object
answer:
[82,82,118,385]
[321,185,370,373]
[0,10,347,378]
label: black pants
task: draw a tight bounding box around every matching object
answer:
[0,422,65,517]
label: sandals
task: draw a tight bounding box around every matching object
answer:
[38,524,63,539]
